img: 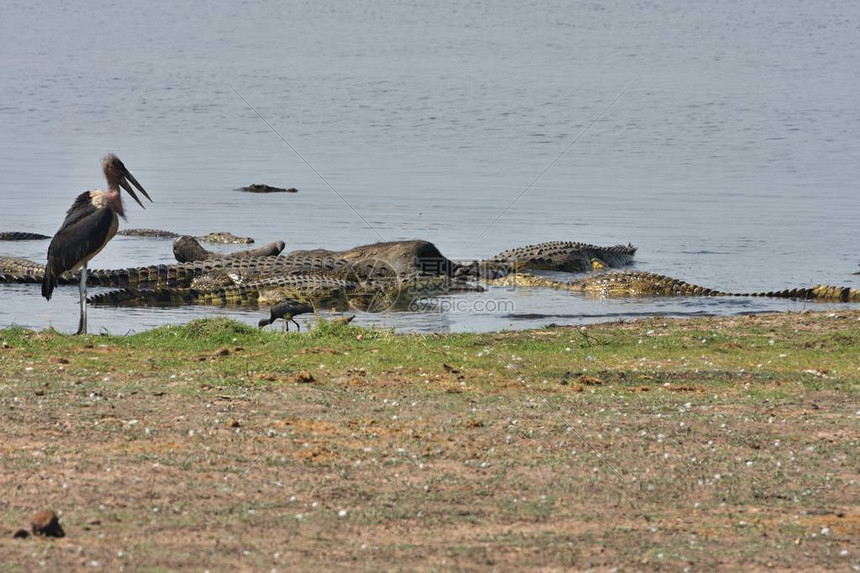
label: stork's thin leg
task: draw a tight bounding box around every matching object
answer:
[76,263,88,335]
[291,318,301,332]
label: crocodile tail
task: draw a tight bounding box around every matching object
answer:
[87,288,136,305]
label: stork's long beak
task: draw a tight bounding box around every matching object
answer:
[118,169,152,209]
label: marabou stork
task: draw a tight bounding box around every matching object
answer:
[258,300,314,332]
[42,154,152,334]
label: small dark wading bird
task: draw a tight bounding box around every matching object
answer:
[258,300,314,332]
[42,154,152,335]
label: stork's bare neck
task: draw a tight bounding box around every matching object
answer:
[91,188,126,218]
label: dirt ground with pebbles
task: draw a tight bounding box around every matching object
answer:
[0,312,858,570]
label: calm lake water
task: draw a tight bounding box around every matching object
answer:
[1,0,858,333]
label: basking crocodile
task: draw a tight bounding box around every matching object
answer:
[69,241,465,309]
[88,275,356,307]
[0,232,50,241]
[87,272,482,310]
[172,235,285,263]
[0,254,354,289]
[197,232,255,244]
[0,256,54,282]
[117,228,181,239]
[236,184,298,193]
[118,229,255,244]
[289,240,462,278]
[1,240,618,288]
[488,271,860,302]
[490,241,636,272]
[456,241,637,278]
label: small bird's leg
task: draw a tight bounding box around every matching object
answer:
[76,263,88,335]
[282,318,287,333]
[291,318,301,332]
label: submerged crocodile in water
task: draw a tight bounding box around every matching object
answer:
[0,232,51,241]
[236,184,298,193]
[487,271,860,302]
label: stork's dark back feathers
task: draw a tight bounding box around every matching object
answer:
[42,190,116,300]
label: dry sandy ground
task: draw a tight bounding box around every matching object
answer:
[0,312,857,570]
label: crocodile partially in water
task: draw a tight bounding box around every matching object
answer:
[1,240,629,287]
[197,232,255,244]
[0,232,51,241]
[5,237,858,314]
[172,235,285,263]
[117,229,255,244]
[87,274,357,307]
[488,271,860,302]
[87,272,482,310]
[0,256,52,280]
[0,254,354,289]
[117,228,180,239]
[1,240,473,309]
[457,241,638,278]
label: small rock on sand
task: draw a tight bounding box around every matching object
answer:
[292,371,315,384]
[31,510,65,538]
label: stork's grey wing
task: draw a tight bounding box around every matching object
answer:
[46,191,116,277]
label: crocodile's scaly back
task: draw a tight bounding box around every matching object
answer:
[0,232,51,241]
[88,275,356,307]
[0,256,49,281]
[117,228,181,239]
[489,241,637,273]
[567,271,730,297]
[87,272,484,310]
[745,285,860,302]
[196,232,255,245]
[488,271,860,302]
[81,255,353,289]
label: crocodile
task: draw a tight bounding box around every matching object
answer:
[117,229,255,244]
[1,240,615,288]
[117,228,181,239]
[288,240,462,278]
[487,271,860,302]
[197,232,255,244]
[0,254,354,288]
[236,184,298,193]
[88,275,357,307]
[172,235,285,263]
[489,241,637,272]
[87,272,483,310]
[455,241,638,279]
[0,257,57,283]
[0,232,50,241]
